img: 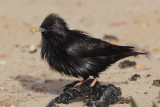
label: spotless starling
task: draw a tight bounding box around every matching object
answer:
[32,13,144,87]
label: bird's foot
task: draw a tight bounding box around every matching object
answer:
[90,77,98,87]
[73,79,87,88]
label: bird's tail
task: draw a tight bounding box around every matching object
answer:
[119,51,145,57]
[111,50,145,63]
[116,46,134,52]
[115,45,148,56]
[109,45,146,63]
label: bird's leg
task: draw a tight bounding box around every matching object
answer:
[90,77,98,87]
[73,79,87,88]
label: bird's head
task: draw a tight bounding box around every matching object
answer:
[31,13,68,37]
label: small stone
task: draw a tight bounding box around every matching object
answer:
[45,80,54,83]
[119,60,136,69]
[3,89,8,91]
[29,45,37,53]
[120,96,132,104]
[143,92,147,94]
[19,79,27,82]
[0,54,8,59]
[109,40,118,45]
[21,83,27,87]
[103,35,118,45]
[152,80,160,87]
[103,35,119,41]
[0,61,6,65]
[146,74,151,78]
[14,44,19,47]
[153,48,160,53]
[135,64,145,70]
[34,99,39,102]
[27,94,32,96]
[124,81,128,85]
[0,87,5,90]
[28,72,35,76]
[129,74,140,81]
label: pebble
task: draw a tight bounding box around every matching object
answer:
[28,45,37,53]
[0,87,5,90]
[103,35,119,41]
[34,99,39,102]
[119,60,136,69]
[146,74,151,78]
[129,74,140,81]
[135,64,145,70]
[103,34,118,45]
[0,61,6,65]
[153,48,160,53]
[152,80,160,87]
[143,92,147,94]
[28,72,35,76]
[0,54,8,59]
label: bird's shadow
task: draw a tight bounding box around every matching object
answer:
[14,75,125,95]
[14,75,74,95]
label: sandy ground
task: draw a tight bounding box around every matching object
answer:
[0,0,160,107]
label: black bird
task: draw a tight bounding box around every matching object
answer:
[32,13,144,87]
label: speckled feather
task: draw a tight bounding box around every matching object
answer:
[40,13,143,79]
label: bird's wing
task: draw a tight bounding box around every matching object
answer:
[65,30,134,58]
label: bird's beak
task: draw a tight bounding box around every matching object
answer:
[30,27,47,33]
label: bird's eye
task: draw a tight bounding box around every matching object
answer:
[47,26,53,30]
[43,26,53,30]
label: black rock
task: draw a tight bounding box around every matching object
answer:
[103,35,119,41]
[119,60,136,69]
[152,79,160,87]
[129,74,140,81]
[46,79,122,107]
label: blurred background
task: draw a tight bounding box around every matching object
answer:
[0,0,160,107]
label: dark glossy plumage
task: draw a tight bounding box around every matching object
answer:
[40,13,143,79]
